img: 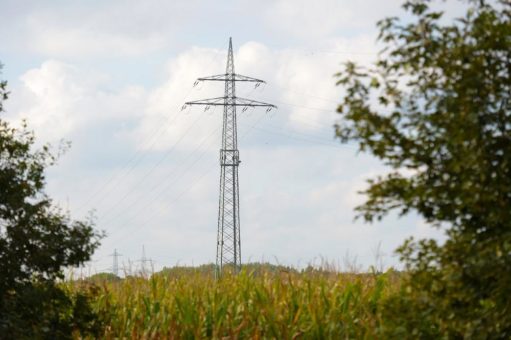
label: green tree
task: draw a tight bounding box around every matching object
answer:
[0,65,103,338]
[335,0,510,337]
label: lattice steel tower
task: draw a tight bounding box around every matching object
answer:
[110,248,121,277]
[185,38,276,276]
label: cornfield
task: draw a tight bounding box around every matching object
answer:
[68,266,401,339]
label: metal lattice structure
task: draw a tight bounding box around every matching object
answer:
[185,38,276,276]
[110,249,121,277]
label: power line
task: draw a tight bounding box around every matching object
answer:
[99,92,260,237]
[100,115,355,263]
[76,68,377,219]
[103,114,352,265]
[254,126,350,149]
[105,107,267,247]
[75,86,196,216]
[103,106,346,238]
[99,89,259,229]
[101,124,221,229]
[267,84,340,105]
[102,104,347,236]
[123,109,271,237]
[264,44,378,56]
[75,51,223,216]
[98,109,210,221]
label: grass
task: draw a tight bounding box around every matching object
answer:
[68,264,401,339]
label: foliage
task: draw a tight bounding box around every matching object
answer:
[87,273,121,283]
[335,0,511,337]
[68,268,399,338]
[157,262,298,279]
[0,65,103,338]
[2,282,102,339]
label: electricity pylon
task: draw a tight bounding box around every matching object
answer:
[110,248,122,277]
[185,38,276,276]
[138,245,153,277]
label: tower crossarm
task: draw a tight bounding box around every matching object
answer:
[197,73,266,83]
[234,97,277,108]
[185,96,225,106]
[185,97,277,108]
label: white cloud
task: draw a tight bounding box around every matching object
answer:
[264,0,404,40]
[30,27,167,59]
[264,0,351,39]
[15,0,197,58]
[132,47,226,151]
[6,60,146,144]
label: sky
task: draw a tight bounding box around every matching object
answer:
[0,0,466,275]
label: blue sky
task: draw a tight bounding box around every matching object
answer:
[1,0,464,275]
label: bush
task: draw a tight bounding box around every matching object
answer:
[0,65,103,338]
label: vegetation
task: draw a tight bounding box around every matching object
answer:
[157,262,298,278]
[67,267,399,339]
[0,66,103,338]
[87,273,122,283]
[336,0,511,337]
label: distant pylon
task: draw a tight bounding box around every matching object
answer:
[185,38,276,276]
[110,249,122,277]
[138,245,153,277]
[140,245,147,275]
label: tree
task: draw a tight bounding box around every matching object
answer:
[0,65,103,338]
[335,0,510,337]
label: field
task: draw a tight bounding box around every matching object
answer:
[68,265,401,339]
